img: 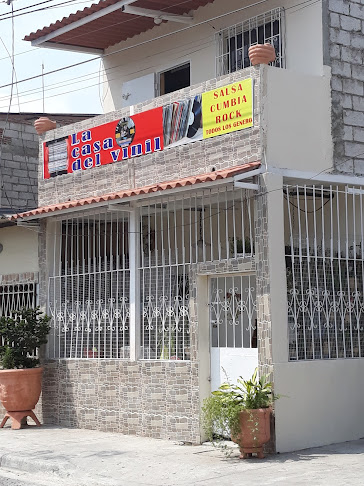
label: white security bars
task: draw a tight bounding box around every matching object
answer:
[210,275,257,349]
[285,185,364,360]
[139,187,254,360]
[0,282,37,317]
[216,8,285,77]
[48,210,130,359]
[48,187,255,360]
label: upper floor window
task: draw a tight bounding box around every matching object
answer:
[159,62,190,96]
[216,8,285,77]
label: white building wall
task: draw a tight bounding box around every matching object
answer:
[274,359,364,453]
[102,0,324,112]
[263,65,332,174]
[0,226,38,275]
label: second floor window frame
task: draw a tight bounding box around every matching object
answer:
[215,7,286,77]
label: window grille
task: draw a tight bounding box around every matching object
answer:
[210,275,257,349]
[47,187,255,360]
[139,187,255,360]
[0,282,37,317]
[285,185,364,360]
[48,211,130,359]
[216,8,285,77]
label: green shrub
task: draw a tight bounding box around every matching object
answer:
[0,308,51,369]
[202,368,277,448]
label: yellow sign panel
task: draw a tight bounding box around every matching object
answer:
[202,78,253,139]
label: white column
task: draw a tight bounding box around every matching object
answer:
[129,204,140,361]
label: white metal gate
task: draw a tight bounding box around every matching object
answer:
[210,274,258,391]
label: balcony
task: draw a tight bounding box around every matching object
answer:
[38,64,331,208]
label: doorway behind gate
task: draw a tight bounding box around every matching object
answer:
[209,274,258,391]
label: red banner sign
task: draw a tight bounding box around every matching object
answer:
[44,107,163,179]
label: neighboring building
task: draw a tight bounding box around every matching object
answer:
[16,0,364,452]
[0,113,39,319]
[0,112,93,419]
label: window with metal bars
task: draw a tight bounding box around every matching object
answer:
[139,188,255,360]
[216,8,285,77]
[48,212,130,359]
[47,188,255,360]
[285,185,364,360]
[0,283,37,317]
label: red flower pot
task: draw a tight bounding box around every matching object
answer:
[233,408,271,459]
[0,368,43,429]
[248,44,276,66]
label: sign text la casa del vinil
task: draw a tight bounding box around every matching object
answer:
[43,79,254,179]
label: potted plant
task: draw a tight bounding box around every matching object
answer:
[202,368,278,458]
[0,308,51,430]
[229,236,253,256]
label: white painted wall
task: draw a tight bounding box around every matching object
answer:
[263,65,332,173]
[0,226,38,275]
[102,0,324,112]
[274,359,364,453]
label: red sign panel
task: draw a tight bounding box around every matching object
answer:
[44,107,163,179]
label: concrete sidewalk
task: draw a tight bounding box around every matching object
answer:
[0,426,363,486]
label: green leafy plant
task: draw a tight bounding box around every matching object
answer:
[0,308,51,369]
[202,368,277,453]
[229,236,253,255]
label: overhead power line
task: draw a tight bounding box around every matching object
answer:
[0,0,90,20]
[0,0,295,89]
[0,0,320,112]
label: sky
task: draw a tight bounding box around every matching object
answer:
[0,0,103,115]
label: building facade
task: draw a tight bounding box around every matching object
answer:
[17,0,364,452]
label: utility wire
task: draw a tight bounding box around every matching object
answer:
[0,38,214,109]
[0,3,16,211]
[0,0,320,105]
[0,0,320,90]
[0,0,91,20]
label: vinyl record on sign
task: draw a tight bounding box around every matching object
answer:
[187,97,202,138]
[115,117,136,148]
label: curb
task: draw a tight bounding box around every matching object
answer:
[0,452,122,486]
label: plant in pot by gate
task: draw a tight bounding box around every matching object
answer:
[202,368,278,459]
[0,308,51,430]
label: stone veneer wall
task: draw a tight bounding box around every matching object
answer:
[253,177,275,452]
[34,67,263,441]
[326,0,364,174]
[37,205,258,440]
[254,183,273,378]
[38,67,261,207]
[35,361,200,442]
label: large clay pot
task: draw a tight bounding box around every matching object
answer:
[0,368,43,429]
[235,408,271,459]
[248,44,276,66]
[34,117,57,135]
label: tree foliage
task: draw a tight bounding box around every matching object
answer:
[0,308,51,369]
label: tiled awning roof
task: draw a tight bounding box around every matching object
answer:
[12,162,261,221]
[24,0,214,53]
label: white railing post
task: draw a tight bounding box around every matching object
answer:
[129,204,140,361]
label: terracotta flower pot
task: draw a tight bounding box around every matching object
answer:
[248,44,276,66]
[34,117,57,135]
[233,408,271,459]
[0,367,43,429]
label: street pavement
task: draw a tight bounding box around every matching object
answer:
[0,425,363,485]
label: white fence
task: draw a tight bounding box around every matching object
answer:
[285,185,364,360]
[48,186,255,360]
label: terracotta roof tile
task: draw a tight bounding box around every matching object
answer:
[12,162,260,220]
